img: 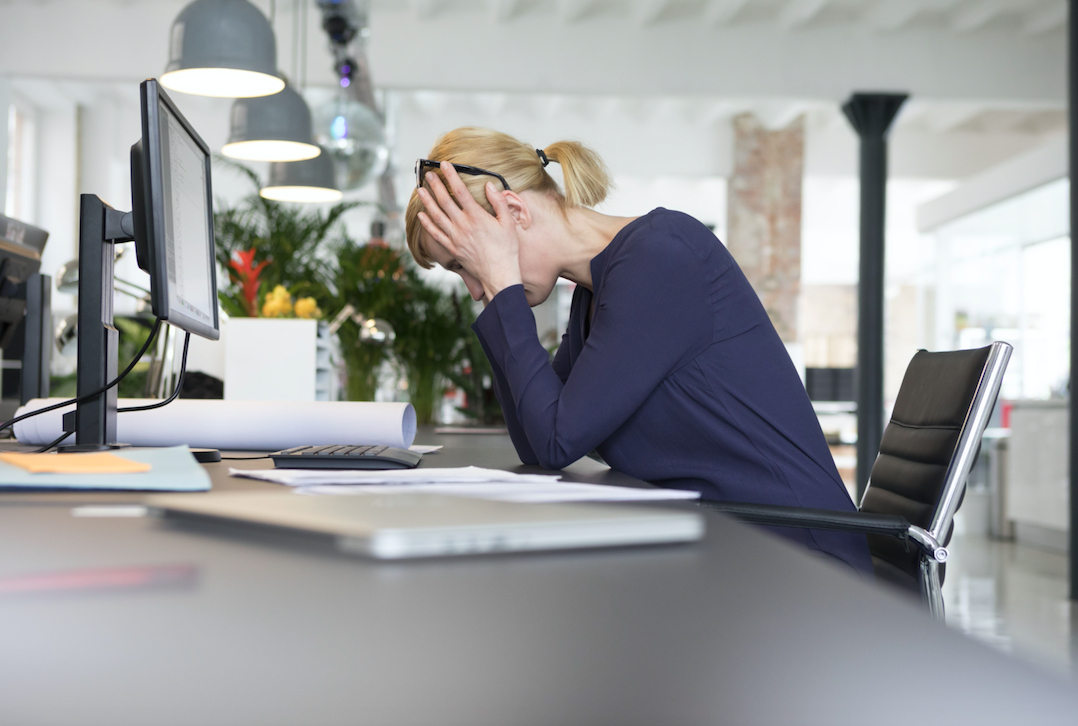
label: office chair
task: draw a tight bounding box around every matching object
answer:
[701,342,1012,620]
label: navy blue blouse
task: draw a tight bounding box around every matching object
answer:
[472,208,872,574]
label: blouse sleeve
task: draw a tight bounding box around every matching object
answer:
[472,234,712,470]
[473,324,541,465]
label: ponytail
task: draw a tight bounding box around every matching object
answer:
[541,140,611,208]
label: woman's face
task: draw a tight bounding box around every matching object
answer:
[421,192,562,307]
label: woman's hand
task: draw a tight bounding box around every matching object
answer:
[416,161,524,301]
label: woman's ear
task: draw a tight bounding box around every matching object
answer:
[500,191,532,230]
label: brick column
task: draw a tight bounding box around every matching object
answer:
[726,113,804,343]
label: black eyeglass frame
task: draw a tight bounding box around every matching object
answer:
[415,159,512,192]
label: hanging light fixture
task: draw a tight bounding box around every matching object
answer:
[222,83,321,162]
[313,91,388,191]
[260,145,343,203]
[160,0,285,99]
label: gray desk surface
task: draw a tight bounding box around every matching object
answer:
[0,429,1075,725]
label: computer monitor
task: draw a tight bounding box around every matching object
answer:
[0,213,50,414]
[130,79,219,341]
[0,213,47,349]
[65,79,219,450]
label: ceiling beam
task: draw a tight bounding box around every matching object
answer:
[556,0,594,24]
[702,0,750,26]
[754,101,811,131]
[863,0,926,32]
[488,0,524,23]
[778,0,830,29]
[632,0,673,26]
[922,103,985,133]
[950,0,1006,33]
[1024,0,1067,35]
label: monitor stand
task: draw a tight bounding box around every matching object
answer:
[58,194,135,453]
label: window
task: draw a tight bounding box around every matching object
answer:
[5,101,36,222]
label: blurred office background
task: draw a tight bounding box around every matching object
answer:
[0,0,1074,674]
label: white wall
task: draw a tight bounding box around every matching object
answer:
[0,79,10,217]
[36,103,78,307]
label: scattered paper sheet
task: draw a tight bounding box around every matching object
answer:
[0,451,152,474]
[433,427,508,434]
[295,482,702,504]
[408,445,443,454]
[229,466,701,503]
[229,466,562,487]
[71,506,149,518]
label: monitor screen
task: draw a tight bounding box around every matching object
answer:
[131,79,219,341]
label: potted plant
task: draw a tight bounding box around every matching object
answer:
[213,160,367,401]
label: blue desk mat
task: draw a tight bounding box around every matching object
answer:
[0,445,211,491]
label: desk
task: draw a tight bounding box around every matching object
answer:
[0,430,1075,725]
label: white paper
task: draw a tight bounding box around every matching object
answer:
[227,465,700,503]
[408,445,443,454]
[229,465,561,486]
[297,482,702,504]
[14,399,416,451]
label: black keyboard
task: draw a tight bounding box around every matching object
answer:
[271,445,423,470]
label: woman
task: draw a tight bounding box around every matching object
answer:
[407,127,872,575]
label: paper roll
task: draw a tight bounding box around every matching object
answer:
[14,399,417,451]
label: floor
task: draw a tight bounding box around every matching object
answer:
[825,445,1078,678]
[942,532,1078,678]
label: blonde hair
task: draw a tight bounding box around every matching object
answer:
[405,127,611,269]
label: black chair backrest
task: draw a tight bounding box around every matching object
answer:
[859,346,993,592]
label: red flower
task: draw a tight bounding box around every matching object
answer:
[229,248,270,317]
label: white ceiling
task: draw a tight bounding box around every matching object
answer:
[0,0,1067,181]
[384,0,1066,34]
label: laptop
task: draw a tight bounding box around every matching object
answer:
[147,491,705,559]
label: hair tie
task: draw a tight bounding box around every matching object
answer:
[536,148,550,167]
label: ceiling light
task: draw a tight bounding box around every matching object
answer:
[313,93,387,190]
[260,146,344,203]
[222,83,321,162]
[161,0,284,99]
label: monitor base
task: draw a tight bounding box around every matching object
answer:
[57,443,131,453]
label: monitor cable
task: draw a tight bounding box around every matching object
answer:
[34,330,201,456]
[0,317,164,440]
[118,332,190,413]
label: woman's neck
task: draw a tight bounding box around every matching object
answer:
[557,207,637,290]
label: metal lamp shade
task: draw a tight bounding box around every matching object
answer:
[160,0,284,98]
[222,84,321,162]
[261,147,343,203]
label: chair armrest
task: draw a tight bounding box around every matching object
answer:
[697,502,949,563]
[697,501,911,538]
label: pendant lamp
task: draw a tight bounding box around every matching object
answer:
[261,146,343,203]
[313,93,388,191]
[161,0,285,98]
[222,83,321,162]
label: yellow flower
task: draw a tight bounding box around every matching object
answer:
[261,285,293,318]
[294,297,322,319]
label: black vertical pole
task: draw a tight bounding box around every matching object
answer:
[1068,0,1078,601]
[73,194,120,448]
[843,93,908,502]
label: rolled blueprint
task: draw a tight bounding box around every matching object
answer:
[14,399,417,451]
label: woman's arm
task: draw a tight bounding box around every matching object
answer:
[474,321,573,466]
[473,238,711,470]
[473,326,541,465]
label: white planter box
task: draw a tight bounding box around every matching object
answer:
[224,318,333,402]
